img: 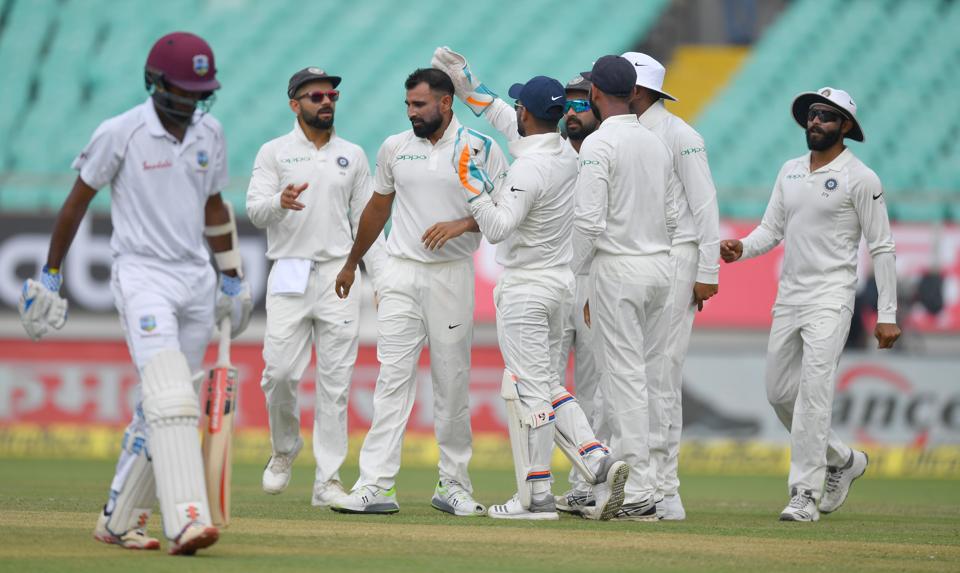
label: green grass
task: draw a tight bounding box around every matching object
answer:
[1,458,958,572]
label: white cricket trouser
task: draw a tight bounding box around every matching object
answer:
[559,273,604,491]
[355,256,475,492]
[766,304,854,500]
[654,242,699,497]
[260,258,360,485]
[107,256,215,533]
[590,253,672,503]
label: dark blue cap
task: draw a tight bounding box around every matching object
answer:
[508,76,566,122]
[581,55,636,98]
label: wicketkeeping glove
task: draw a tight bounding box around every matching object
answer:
[453,126,495,201]
[215,273,252,338]
[19,265,68,341]
[431,46,498,117]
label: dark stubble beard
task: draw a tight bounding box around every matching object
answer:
[806,125,841,151]
[566,118,595,141]
[303,109,335,130]
[412,113,443,138]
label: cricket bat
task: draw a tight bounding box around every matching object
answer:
[201,316,238,528]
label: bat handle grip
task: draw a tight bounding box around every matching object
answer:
[218,316,231,364]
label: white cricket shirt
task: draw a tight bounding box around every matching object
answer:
[741,148,897,322]
[639,101,721,284]
[245,119,385,279]
[469,132,576,270]
[571,114,680,274]
[374,115,509,263]
[72,98,228,266]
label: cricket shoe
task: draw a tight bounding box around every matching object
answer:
[820,450,868,514]
[555,488,595,516]
[779,488,819,522]
[262,437,303,494]
[584,458,630,521]
[93,509,160,550]
[609,496,660,522]
[657,493,686,521]
[312,479,348,508]
[488,493,559,521]
[168,522,219,556]
[331,485,400,514]
[431,479,485,516]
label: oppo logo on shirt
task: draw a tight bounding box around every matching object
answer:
[279,156,311,164]
[581,159,600,166]
[396,154,428,161]
[143,160,172,171]
[680,147,704,156]
[786,173,804,180]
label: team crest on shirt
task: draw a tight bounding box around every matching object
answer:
[193,54,210,77]
[824,178,838,191]
[139,315,157,333]
[197,150,209,168]
[337,156,349,168]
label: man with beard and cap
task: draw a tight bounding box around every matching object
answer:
[18,32,251,555]
[571,55,681,521]
[246,67,386,507]
[720,87,899,522]
[620,51,721,521]
[429,47,606,516]
[333,68,508,516]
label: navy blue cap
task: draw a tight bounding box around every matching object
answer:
[581,55,636,98]
[508,76,566,122]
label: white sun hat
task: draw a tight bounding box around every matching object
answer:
[620,51,678,102]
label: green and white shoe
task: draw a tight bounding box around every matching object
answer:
[331,485,400,514]
[431,479,485,516]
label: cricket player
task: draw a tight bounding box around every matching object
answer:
[246,68,385,506]
[621,52,721,520]
[450,75,629,520]
[332,68,508,515]
[430,48,606,516]
[571,55,680,521]
[721,87,899,522]
[18,32,252,554]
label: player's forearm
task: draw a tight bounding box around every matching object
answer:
[470,195,518,244]
[346,194,392,268]
[245,191,286,229]
[204,196,240,277]
[484,98,521,143]
[47,177,98,269]
[873,251,898,323]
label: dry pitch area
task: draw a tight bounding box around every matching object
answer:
[1,459,958,573]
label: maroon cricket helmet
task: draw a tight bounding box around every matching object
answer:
[145,32,221,92]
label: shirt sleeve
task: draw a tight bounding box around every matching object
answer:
[676,129,721,284]
[209,122,229,195]
[71,119,125,190]
[483,98,521,143]
[469,161,538,244]
[741,165,787,260]
[350,149,387,290]
[571,137,610,275]
[853,171,897,323]
[373,137,397,196]
[664,155,681,244]
[245,142,286,229]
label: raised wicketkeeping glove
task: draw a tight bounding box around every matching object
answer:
[431,46,498,117]
[19,265,68,341]
[215,273,252,338]
[453,126,495,201]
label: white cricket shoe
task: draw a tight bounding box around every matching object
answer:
[657,493,686,521]
[431,479,485,516]
[331,485,400,514]
[820,450,868,514]
[584,459,630,521]
[168,522,219,556]
[488,493,559,521]
[312,479,348,507]
[93,509,160,550]
[609,496,660,522]
[262,438,303,495]
[779,489,819,522]
[555,488,595,516]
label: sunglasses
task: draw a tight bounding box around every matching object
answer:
[297,90,340,103]
[564,99,591,113]
[807,108,843,124]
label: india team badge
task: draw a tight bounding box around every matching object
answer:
[193,54,210,77]
[139,314,157,333]
[824,178,838,191]
[337,156,349,168]
[197,150,209,168]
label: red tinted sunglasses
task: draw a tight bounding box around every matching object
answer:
[297,90,340,103]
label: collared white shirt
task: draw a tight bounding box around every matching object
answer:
[245,119,384,280]
[741,148,897,321]
[571,113,680,274]
[469,132,576,270]
[72,98,228,266]
[374,115,509,263]
[639,101,721,284]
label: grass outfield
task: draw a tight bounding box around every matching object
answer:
[1,459,958,573]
